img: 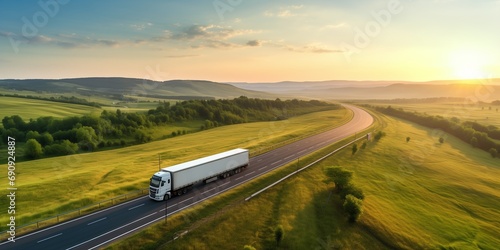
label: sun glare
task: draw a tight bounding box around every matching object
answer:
[450,50,488,80]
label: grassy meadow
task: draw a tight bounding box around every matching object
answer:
[0,96,101,121]
[109,110,500,249]
[367,101,500,127]
[0,108,351,227]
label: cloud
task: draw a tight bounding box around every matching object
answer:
[264,5,305,18]
[154,24,259,49]
[130,22,153,31]
[0,31,123,49]
[246,40,261,47]
[169,24,256,41]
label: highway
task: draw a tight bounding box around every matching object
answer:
[0,104,373,250]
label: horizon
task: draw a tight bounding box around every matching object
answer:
[0,77,499,85]
[1,1,499,82]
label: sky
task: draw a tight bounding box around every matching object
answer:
[0,0,499,82]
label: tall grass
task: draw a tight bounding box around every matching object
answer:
[110,111,500,249]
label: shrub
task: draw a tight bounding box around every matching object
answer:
[406,137,411,143]
[343,194,363,222]
[340,184,365,200]
[325,167,353,191]
[439,137,445,144]
[25,139,43,159]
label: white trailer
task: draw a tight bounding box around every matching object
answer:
[149,148,249,201]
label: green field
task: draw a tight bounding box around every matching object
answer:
[110,111,500,249]
[0,108,351,227]
[367,101,500,127]
[0,96,102,121]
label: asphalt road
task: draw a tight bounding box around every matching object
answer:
[0,104,373,250]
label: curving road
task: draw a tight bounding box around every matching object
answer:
[0,104,373,250]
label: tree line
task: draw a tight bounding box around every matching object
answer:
[0,97,340,159]
[373,105,500,158]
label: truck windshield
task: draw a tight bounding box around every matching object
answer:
[150,175,161,187]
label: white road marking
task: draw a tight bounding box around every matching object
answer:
[298,149,307,155]
[178,197,193,204]
[259,166,268,171]
[284,155,295,160]
[128,203,145,211]
[271,160,282,165]
[66,212,158,250]
[245,171,255,176]
[0,196,148,245]
[37,233,62,243]
[235,176,244,181]
[87,217,107,226]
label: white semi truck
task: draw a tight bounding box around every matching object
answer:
[149,148,249,201]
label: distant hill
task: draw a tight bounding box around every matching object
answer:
[0,77,276,99]
[230,79,500,100]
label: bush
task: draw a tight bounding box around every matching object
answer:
[44,140,78,156]
[439,137,445,144]
[406,137,411,143]
[340,184,365,200]
[361,142,367,149]
[25,139,43,159]
[325,167,353,191]
[343,194,363,222]
[243,245,256,250]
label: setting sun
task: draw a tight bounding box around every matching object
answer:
[450,50,489,80]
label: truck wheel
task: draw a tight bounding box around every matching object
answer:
[164,194,169,201]
[182,188,187,194]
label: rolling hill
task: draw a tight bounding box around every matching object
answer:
[0,78,276,99]
[231,79,500,100]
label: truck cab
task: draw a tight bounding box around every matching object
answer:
[149,171,171,201]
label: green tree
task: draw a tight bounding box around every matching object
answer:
[25,139,43,159]
[25,131,41,141]
[44,140,78,156]
[76,126,99,151]
[340,184,365,200]
[243,245,256,250]
[325,167,353,191]
[274,224,284,247]
[343,194,363,222]
[39,132,54,146]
